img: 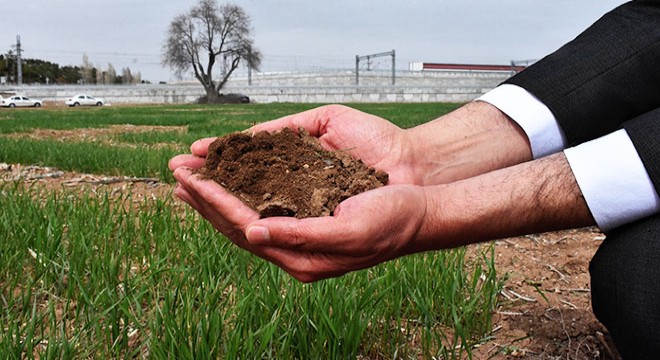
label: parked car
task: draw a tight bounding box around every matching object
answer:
[218,93,250,104]
[65,94,104,107]
[195,93,251,104]
[0,95,43,108]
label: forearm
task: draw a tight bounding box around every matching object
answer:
[414,152,595,252]
[405,101,532,185]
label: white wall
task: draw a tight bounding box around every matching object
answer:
[1,69,513,105]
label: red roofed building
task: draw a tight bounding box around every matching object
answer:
[409,62,527,73]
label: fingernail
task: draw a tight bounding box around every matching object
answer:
[246,226,270,244]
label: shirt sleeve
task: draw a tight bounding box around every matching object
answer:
[477,85,660,232]
[476,84,567,159]
[565,130,660,232]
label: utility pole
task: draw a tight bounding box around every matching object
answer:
[14,35,23,86]
[355,50,396,86]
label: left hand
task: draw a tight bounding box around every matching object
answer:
[172,165,430,282]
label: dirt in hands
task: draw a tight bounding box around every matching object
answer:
[198,128,389,218]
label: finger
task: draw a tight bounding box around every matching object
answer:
[174,180,248,242]
[169,154,206,171]
[173,202,356,281]
[248,105,350,136]
[245,215,366,254]
[173,170,216,218]
[175,173,336,279]
[190,137,218,157]
[185,173,261,230]
[174,168,257,245]
[174,183,204,213]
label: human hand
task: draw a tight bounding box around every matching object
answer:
[237,153,595,282]
[169,104,417,184]
[169,102,532,186]
[172,164,429,282]
[172,137,593,283]
[247,104,418,184]
[167,105,429,281]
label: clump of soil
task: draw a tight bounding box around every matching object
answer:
[198,128,388,218]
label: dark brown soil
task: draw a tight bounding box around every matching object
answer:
[198,128,388,218]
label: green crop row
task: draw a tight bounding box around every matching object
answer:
[0,137,180,182]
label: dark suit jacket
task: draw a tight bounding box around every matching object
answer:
[505,0,660,193]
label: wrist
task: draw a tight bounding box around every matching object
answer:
[405,101,532,185]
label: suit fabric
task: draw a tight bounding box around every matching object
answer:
[504,1,660,357]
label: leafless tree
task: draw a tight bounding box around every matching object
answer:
[80,54,95,84]
[104,63,117,84]
[163,0,261,103]
[122,67,133,84]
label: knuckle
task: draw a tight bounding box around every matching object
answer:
[279,225,311,249]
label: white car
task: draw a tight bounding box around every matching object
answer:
[65,94,104,107]
[0,95,43,108]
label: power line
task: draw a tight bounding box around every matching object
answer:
[28,48,161,58]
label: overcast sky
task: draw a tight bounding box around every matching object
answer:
[3,0,627,83]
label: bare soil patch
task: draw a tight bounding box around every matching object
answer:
[472,229,620,359]
[3,125,187,149]
[0,163,172,203]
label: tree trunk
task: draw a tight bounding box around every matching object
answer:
[205,85,219,103]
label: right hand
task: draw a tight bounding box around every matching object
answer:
[247,104,419,185]
[250,102,532,186]
[170,102,532,187]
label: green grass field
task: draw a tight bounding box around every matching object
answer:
[0,103,503,359]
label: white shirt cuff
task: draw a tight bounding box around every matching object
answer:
[564,129,660,232]
[477,84,567,158]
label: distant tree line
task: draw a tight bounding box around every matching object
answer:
[0,53,144,85]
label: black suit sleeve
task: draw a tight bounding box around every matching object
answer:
[624,109,660,193]
[505,0,660,147]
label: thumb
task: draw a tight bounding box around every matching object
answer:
[245,225,271,244]
[245,216,356,253]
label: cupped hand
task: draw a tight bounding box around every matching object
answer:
[242,184,431,282]
[167,104,433,282]
[173,165,430,282]
[169,105,418,183]
[248,104,418,185]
